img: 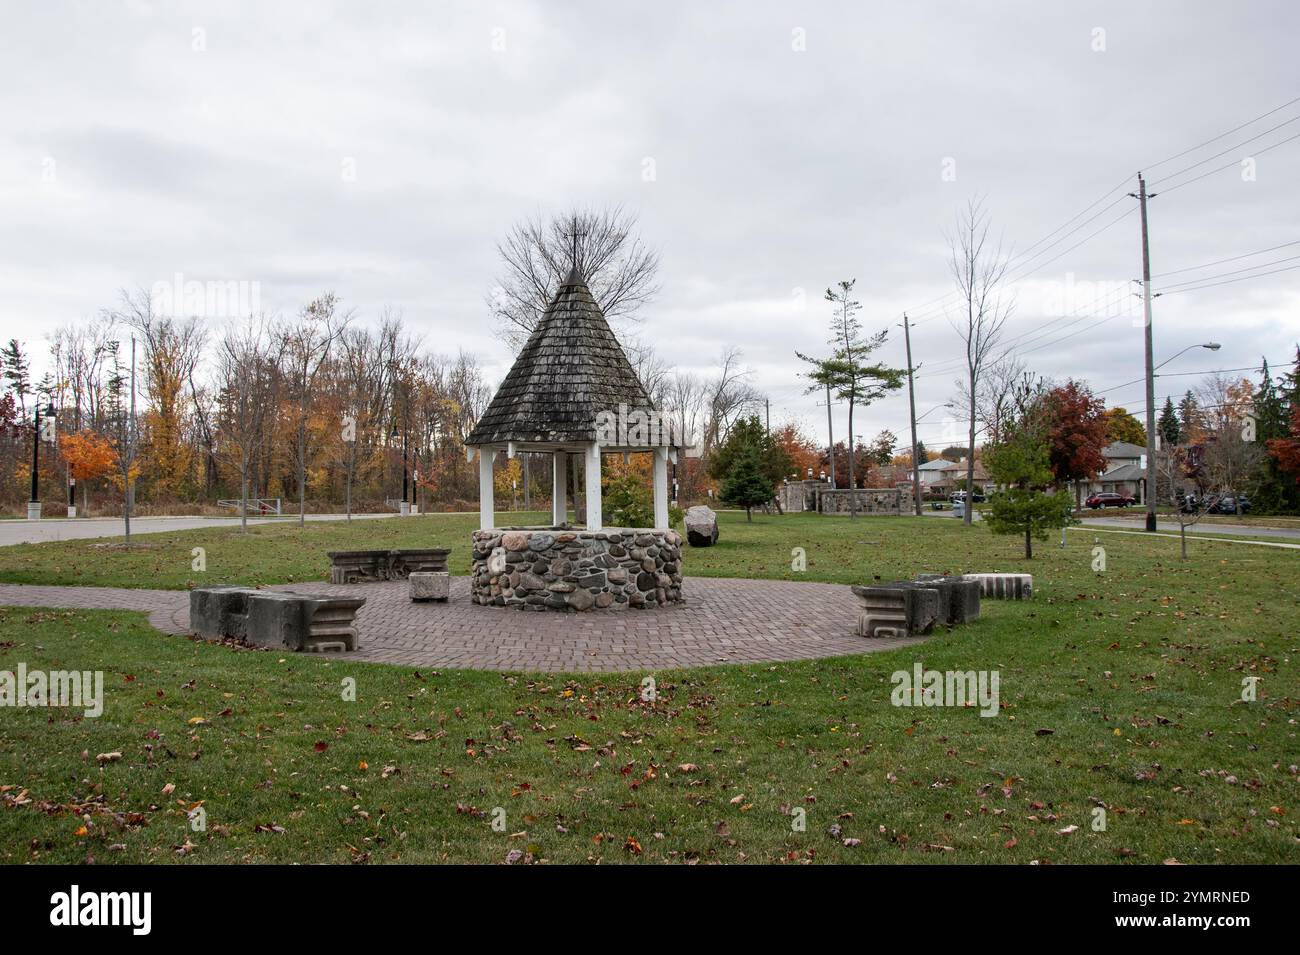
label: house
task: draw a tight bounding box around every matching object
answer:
[912,457,993,497]
[1076,441,1146,502]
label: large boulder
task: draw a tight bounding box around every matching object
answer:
[685,505,719,547]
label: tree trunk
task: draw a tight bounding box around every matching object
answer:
[1180,524,1187,560]
[298,417,307,526]
[1024,523,1032,559]
[240,468,249,534]
[965,384,976,526]
[825,381,835,489]
[847,399,858,518]
[746,506,752,521]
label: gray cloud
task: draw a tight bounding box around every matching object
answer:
[1,0,1297,447]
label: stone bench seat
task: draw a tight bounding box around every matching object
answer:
[851,575,982,638]
[328,548,451,584]
[190,586,365,652]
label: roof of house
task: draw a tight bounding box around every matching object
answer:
[1097,463,1145,481]
[929,463,990,485]
[464,268,657,447]
[917,457,960,471]
[1103,441,1146,459]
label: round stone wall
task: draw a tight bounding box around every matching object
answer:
[470,528,685,611]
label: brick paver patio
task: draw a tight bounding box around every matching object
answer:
[0,578,925,672]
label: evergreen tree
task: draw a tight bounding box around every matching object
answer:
[708,415,792,489]
[1,339,31,416]
[1178,390,1204,441]
[982,402,1074,558]
[1157,396,1181,446]
[719,445,774,521]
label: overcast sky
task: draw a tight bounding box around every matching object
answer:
[3,1,1298,451]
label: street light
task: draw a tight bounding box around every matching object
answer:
[1143,342,1221,532]
[28,391,56,521]
[1155,342,1220,372]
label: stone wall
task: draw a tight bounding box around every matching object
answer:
[817,487,912,515]
[779,480,823,512]
[471,527,685,611]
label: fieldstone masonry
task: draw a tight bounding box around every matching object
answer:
[779,481,914,515]
[471,527,685,610]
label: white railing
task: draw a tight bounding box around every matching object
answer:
[217,498,281,515]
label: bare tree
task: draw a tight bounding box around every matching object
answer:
[947,198,1014,524]
[489,206,660,346]
[283,293,351,524]
[623,335,672,408]
[1156,446,1212,560]
[216,316,284,532]
[700,348,763,456]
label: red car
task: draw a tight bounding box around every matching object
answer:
[1086,491,1135,509]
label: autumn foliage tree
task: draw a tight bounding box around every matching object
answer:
[60,430,117,515]
[1045,380,1108,508]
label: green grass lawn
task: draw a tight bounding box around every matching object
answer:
[0,512,1296,863]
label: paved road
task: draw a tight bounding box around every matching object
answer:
[1077,515,1300,541]
[0,512,395,546]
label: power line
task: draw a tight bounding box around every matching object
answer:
[1155,261,1300,296]
[1153,238,1300,278]
[1143,94,1300,172]
[899,95,1300,327]
[1153,252,1300,291]
[1153,129,1300,196]
[1148,112,1300,185]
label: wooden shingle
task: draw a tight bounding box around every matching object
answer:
[465,269,658,447]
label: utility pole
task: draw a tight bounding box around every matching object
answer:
[765,397,770,438]
[1133,173,1158,532]
[126,336,136,545]
[902,313,923,516]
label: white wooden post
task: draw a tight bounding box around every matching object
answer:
[653,446,669,529]
[478,448,496,531]
[552,451,568,525]
[584,442,602,531]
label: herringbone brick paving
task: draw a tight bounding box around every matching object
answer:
[0,578,924,672]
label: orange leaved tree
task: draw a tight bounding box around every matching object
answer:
[61,430,117,516]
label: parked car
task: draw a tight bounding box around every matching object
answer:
[949,489,986,504]
[1212,495,1251,515]
[1085,491,1135,509]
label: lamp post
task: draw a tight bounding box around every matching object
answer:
[28,391,55,521]
[1144,342,1220,530]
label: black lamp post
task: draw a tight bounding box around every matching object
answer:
[28,393,55,521]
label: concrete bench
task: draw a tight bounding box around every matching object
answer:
[328,548,451,583]
[190,586,365,652]
[395,548,451,575]
[962,573,1033,599]
[851,583,941,639]
[245,593,365,652]
[328,550,386,584]
[409,571,450,602]
[915,574,982,624]
[189,585,260,640]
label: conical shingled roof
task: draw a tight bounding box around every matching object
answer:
[465,269,657,447]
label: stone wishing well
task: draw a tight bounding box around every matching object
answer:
[463,264,685,611]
